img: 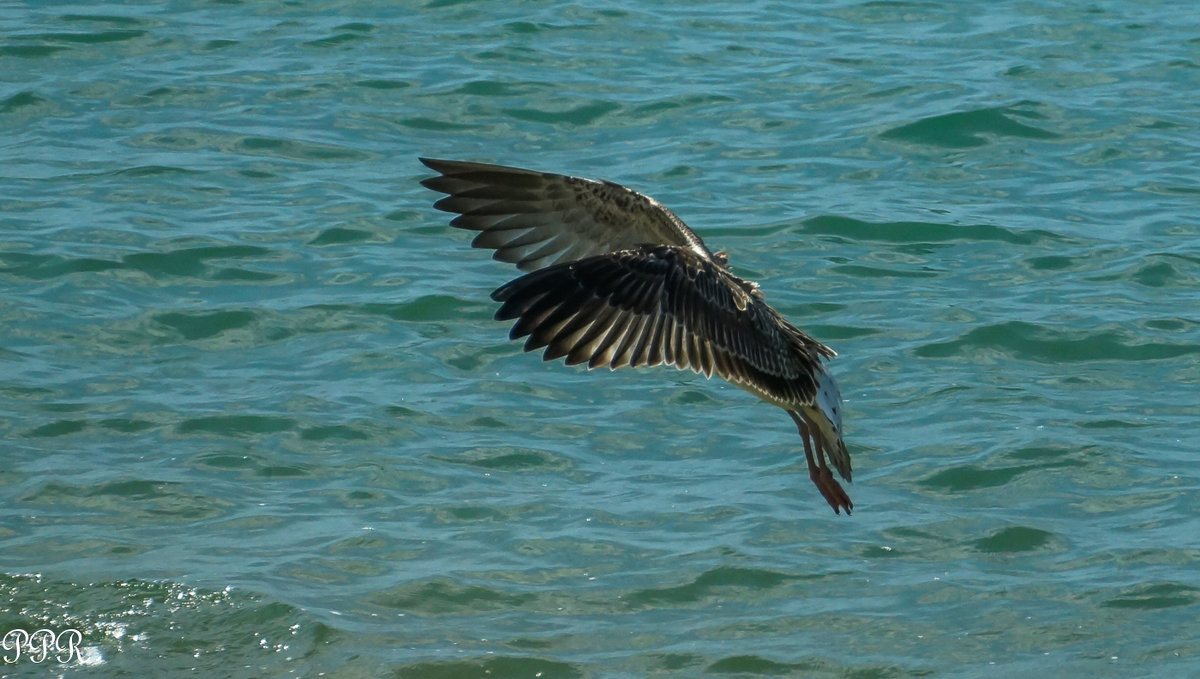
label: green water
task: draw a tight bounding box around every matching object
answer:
[2,1,1199,677]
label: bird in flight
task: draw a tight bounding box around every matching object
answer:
[419,158,854,514]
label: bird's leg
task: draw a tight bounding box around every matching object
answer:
[789,411,853,515]
[814,430,853,515]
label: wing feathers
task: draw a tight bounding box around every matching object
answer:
[424,158,852,496]
[421,157,714,272]
[490,244,832,409]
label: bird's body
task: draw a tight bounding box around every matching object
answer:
[420,158,854,514]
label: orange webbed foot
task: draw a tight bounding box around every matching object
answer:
[810,466,853,515]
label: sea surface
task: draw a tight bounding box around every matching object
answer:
[2,1,1199,677]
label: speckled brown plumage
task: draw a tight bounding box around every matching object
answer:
[420,157,855,514]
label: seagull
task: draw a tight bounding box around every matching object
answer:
[419,158,854,514]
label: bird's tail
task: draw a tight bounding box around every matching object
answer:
[804,367,851,481]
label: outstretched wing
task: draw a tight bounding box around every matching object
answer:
[420,158,714,272]
[491,244,833,409]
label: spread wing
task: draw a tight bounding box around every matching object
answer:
[491,244,834,408]
[420,158,715,272]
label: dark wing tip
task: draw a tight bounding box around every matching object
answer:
[490,276,521,303]
[420,157,493,177]
[418,157,449,171]
[419,158,456,193]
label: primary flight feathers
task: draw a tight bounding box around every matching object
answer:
[419,157,712,271]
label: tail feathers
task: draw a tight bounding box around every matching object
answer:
[805,368,851,481]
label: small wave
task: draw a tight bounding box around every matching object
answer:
[395,656,582,679]
[176,414,297,437]
[0,245,276,283]
[429,446,573,472]
[25,29,147,45]
[20,479,230,522]
[1,91,48,113]
[626,566,800,607]
[305,24,375,49]
[347,293,492,322]
[503,100,621,126]
[973,526,1056,553]
[881,104,1059,148]
[707,654,817,675]
[1102,582,1199,610]
[802,215,1060,245]
[371,579,535,615]
[920,463,1034,491]
[154,309,258,340]
[915,320,1200,362]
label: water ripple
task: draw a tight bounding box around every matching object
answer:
[881,104,1060,148]
[916,320,1200,362]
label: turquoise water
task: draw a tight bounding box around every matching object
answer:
[2,1,1199,677]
